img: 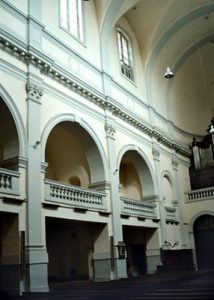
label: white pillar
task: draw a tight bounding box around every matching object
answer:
[25,80,49,292]
[152,144,167,246]
[171,157,186,247]
[104,117,127,279]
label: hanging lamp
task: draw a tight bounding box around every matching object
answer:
[164,66,174,79]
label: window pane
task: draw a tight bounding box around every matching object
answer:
[69,0,78,38]
[117,29,133,80]
[122,36,129,65]
[60,0,68,29]
[60,0,84,41]
[117,32,123,60]
[77,0,83,40]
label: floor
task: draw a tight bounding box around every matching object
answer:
[2,269,214,300]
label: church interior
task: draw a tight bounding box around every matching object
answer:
[0,0,214,295]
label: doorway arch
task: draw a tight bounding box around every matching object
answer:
[193,214,214,269]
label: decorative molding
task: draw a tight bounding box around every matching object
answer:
[26,80,43,102]
[152,146,160,161]
[171,158,179,171]
[0,33,191,157]
[41,162,48,173]
[88,181,111,191]
[105,121,116,139]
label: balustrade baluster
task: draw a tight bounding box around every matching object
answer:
[71,189,75,201]
[5,175,11,189]
[76,190,80,202]
[0,174,4,188]
[51,186,54,198]
[62,188,66,200]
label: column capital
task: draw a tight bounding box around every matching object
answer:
[171,158,178,171]
[26,80,43,102]
[152,146,160,161]
[105,121,116,139]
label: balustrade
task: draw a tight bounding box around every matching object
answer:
[0,168,19,196]
[45,179,107,211]
[185,186,214,202]
[121,197,157,219]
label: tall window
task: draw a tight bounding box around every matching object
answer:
[117,28,134,81]
[60,0,83,41]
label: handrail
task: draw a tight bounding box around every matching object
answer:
[44,179,107,211]
[121,197,157,219]
[185,186,214,202]
[0,167,19,196]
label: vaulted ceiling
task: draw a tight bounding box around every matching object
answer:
[97,0,214,135]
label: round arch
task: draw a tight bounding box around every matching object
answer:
[0,84,27,158]
[41,113,109,183]
[117,144,157,197]
[161,170,174,207]
[191,212,214,270]
[100,0,139,73]
[161,170,173,182]
[189,211,214,233]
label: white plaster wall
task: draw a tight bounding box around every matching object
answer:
[42,0,101,69]
[0,5,27,41]
[109,16,147,103]
[5,0,28,15]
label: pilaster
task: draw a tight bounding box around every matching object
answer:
[27,0,43,50]
[152,144,167,246]
[171,157,186,247]
[25,79,49,292]
[104,116,127,280]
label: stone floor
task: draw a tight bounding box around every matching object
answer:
[2,269,214,300]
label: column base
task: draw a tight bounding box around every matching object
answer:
[93,252,111,282]
[146,249,161,274]
[25,247,49,292]
[113,258,127,280]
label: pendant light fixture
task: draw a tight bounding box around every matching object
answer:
[164,66,174,79]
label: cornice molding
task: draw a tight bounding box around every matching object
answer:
[0,33,191,158]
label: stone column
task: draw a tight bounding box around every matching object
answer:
[171,157,186,246]
[25,80,49,292]
[89,181,113,281]
[104,118,127,280]
[93,223,112,282]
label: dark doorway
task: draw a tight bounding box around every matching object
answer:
[194,214,214,270]
[131,244,147,275]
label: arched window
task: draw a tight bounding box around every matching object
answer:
[59,0,84,41]
[117,28,134,81]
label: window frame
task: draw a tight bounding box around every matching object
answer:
[116,27,134,82]
[59,0,85,43]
